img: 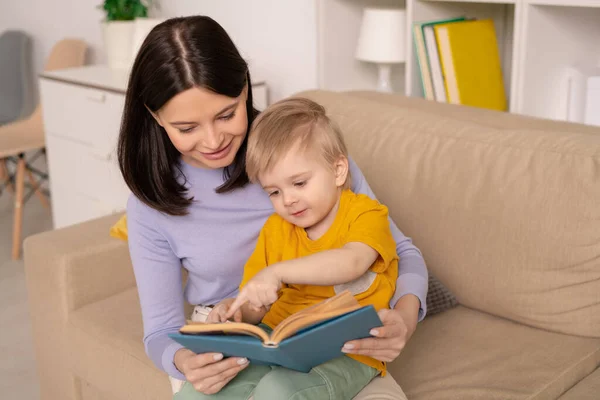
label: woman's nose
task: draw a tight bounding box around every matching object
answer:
[202,124,223,149]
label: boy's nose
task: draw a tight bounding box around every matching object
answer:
[283,193,297,206]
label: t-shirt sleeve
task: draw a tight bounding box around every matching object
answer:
[345,201,398,273]
[126,195,186,380]
[240,224,269,289]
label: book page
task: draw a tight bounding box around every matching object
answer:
[270,305,363,344]
[179,322,271,343]
[270,290,361,344]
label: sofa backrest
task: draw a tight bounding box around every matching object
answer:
[298,90,600,338]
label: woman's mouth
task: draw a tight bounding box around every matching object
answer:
[200,142,233,161]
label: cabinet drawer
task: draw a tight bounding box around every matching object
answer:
[50,182,121,229]
[40,78,125,159]
[46,134,130,211]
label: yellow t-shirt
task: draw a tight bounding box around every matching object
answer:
[240,189,399,374]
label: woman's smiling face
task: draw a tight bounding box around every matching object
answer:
[152,85,248,169]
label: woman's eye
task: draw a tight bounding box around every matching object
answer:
[178,127,194,134]
[219,112,235,121]
[294,181,306,187]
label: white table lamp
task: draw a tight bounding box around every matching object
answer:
[355,8,406,93]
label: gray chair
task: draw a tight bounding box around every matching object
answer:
[0,30,34,125]
[0,38,87,260]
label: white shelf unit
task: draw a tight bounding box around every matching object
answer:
[516,2,600,121]
[405,0,519,111]
[326,0,600,124]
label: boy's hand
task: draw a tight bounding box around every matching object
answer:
[207,299,243,323]
[227,267,282,319]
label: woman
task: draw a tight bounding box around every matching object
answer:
[118,15,428,399]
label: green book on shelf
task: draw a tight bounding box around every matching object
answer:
[413,16,465,101]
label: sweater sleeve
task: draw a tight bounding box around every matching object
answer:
[348,157,429,321]
[126,195,187,380]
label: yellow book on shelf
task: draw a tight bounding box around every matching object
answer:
[434,19,507,111]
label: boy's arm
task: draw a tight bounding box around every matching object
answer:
[227,217,283,319]
[273,204,397,286]
[207,298,267,325]
[272,242,378,285]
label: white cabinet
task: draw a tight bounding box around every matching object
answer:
[40,65,269,229]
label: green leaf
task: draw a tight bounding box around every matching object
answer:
[100,0,149,21]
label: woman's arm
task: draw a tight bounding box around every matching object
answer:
[126,196,188,380]
[348,157,429,320]
[128,196,250,393]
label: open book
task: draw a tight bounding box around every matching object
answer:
[168,291,382,372]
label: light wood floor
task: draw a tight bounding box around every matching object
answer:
[0,188,53,399]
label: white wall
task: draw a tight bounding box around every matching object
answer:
[161,0,319,102]
[318,0,405,93]
[0,0,320,102]
[0,0,106,76]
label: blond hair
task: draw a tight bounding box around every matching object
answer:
[246,97,351,188]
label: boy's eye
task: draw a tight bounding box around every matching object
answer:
[268,190,280,197]
[294,181,306,187]
[219,112,235,121]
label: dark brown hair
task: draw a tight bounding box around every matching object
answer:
[118,16,257,216]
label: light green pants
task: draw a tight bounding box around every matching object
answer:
[174,355,379,400]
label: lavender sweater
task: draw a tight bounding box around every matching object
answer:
[126,158,428,380]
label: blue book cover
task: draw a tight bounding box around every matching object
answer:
[168,305,381,373]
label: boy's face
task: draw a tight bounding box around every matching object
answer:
[259,142,348,238]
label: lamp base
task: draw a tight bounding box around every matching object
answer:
[376,64,393,93]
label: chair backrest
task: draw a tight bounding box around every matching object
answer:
[0,30,34,124]
[44,38,87,72]
[22,38,88,124]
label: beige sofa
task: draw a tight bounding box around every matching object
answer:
[24,91,600,400]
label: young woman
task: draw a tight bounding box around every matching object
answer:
[118,15,428,399]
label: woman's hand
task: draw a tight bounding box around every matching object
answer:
[227,267,281,318]
[174,349,249,395]
[207,298,243,323]
[341,294,420,362]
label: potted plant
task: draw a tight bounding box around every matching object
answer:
[99,0,153,69]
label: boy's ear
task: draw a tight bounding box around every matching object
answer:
[146,105,164,127]
[334,156,349,188]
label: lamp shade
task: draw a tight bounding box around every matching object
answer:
[355,8,406,64]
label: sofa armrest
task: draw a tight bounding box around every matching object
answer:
[25,212,135,312]
[23,213,134,400]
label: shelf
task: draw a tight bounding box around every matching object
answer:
[517,3,600,120]
[524,0,600,7]
[407,1,517,110]
[420,0,516,4]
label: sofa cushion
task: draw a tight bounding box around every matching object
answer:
[68,288,172,400]
[559,367,600,399]
[347,90,600,134]
[390,306,600,400]
[299,90,600,338]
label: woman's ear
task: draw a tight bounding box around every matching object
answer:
[146,105,164,127]
[334,156,349,188]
